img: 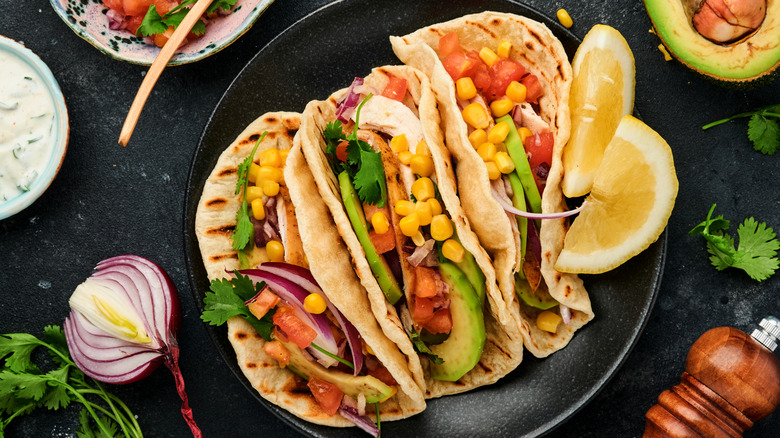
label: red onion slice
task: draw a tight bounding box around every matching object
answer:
[491,185,586,219]
[561,305,572,325]
[255,263,365,374]
[335,77,364,122]
[339,398,380,437]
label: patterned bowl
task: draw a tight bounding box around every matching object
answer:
[49,0,275,66]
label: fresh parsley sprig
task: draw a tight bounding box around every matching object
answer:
[323,94,388,207]
[201,271,275,340]
[136,0,238,38]
[689,203,780,281]
[231,132,268,253]
[0,326,143,438]
[702,104,780,155]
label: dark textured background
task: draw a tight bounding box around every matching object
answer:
[1,0,779,437]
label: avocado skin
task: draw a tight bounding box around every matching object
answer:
[644,0,780,87]
[429,262,486,382]
[284,340,394,403]
[338,171,403,305]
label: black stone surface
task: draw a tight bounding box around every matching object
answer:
[1,1,779,437]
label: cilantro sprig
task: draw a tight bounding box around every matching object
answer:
[136,0,238,38]
[231,132,268,255]
[689,204,780,281]
[702,104,780,155]
[408,330,443,365]
[201,271,275,340]
[0,325,143,437]
[323,94,388,207]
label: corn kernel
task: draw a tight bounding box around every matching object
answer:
[364,342,375,356]
[488,121,511,144]
[556,9,573,29]
[412,231,426,247]
[456,77,477,100]
[477,142,497,162]
[398,150,413,165]
[462,103,490,130]
[251,198,265,220]
[266,240,284,263]
[485,161,501,180]
[411,177,435,202]
[415,139,430,157]
[479,47,499,67]
[518,127,533,144]
[430,215,454,241]
[410,154,434,177]
[248,163,262,183]
[497,40,512,58]
[303,293,327,314]
[495,151,516,174]
[442,239,465,263]
[468,129,487,149]
[390,134,409,153]
[257,166,283,183]
[279,149,289,166]
[427,198,443,215]
[506,81,527,103]
[262,180,280,197]
[414,200,433,226]
[399,213,420,237]
[371,211,390,234]
[246,186,264,203]
[490,98,514,118]
[537,310,563,333]
[260,148,282,168]
[495,142,507,153]
[394,200,415,216]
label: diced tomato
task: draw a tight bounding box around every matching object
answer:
[423,309,453,334]
[438,32,461,58]
[524,132,554,170]
[153,26,174,48]
[151,0,177,15]
[413,266,439,298]
[367,364,398,386]
[126,15,145,35]
[102,0,125,15]
[246,287,280,320]
[381,76,408,102]
[442,51,480,81]
[272,306,317,349]
[307,376,344,416]
[335,140,349,162]
[263,340,290,367]
[485,58,526,102]
[122,0,152,16]
[369,228,396,254]
[472,63,492,93]
[412,296,435,324]
[521,74,543,104]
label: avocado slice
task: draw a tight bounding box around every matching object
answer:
[514,274,558,310]
[429,262,486,382]
[497,114,542,216]
[338,171,403,305]
[284,341,395,403]
[452,240,486,307]
[644,0,780,85]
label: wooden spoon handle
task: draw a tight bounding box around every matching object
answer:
[118,0,215,146]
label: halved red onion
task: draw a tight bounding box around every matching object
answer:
[255,262,364,375]
[491,185,587,219]
[335,77,364,122]
[240,268,341,368]
[64,255,201,438]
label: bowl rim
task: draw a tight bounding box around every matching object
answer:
[0,36,70,220]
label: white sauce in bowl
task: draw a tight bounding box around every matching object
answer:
[0,51,56,204]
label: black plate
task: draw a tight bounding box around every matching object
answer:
[184,1,666,436]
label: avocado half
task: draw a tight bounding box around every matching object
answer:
[644,0,780,86]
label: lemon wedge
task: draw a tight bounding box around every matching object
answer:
[555,116,678,274]
[561,24,635,198]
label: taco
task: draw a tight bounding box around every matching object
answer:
[390,11,594,357]
[290,65,525,398]
[194,112,426,429]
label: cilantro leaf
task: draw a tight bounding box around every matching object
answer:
[162,11,207,36]
[201,273,274,340]
[0,371,48,402]
[0,333,42,373]
[353,148,387,208]
[207,0,238,14]
[231,132,267,251]
[748,113,780,155]
[408,331,443,365]
[136,5,167,37]
[690,203,780,281]
[42,325,69,367]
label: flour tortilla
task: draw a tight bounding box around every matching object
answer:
[194,112,425,426]
[390,11,594,358]
[294,65,525,398]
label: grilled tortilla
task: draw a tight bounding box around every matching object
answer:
[390,12,594,357]
[292,66,525,398]
[194,112,425,426]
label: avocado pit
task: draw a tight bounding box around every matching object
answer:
[686,0,766,44]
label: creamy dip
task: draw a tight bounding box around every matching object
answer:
[0,50,56,204]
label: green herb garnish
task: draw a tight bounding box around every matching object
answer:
[201,271,275,340]
[408,330,443,365]
[0,325,143,437]
[230,132,267,252]
[689,203,780,281]
[323,94,388,207]
[702,104,780,155]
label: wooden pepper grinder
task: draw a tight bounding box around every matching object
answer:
[644,316,780,437]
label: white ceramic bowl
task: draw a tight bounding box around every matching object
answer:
[0,36,69,220]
